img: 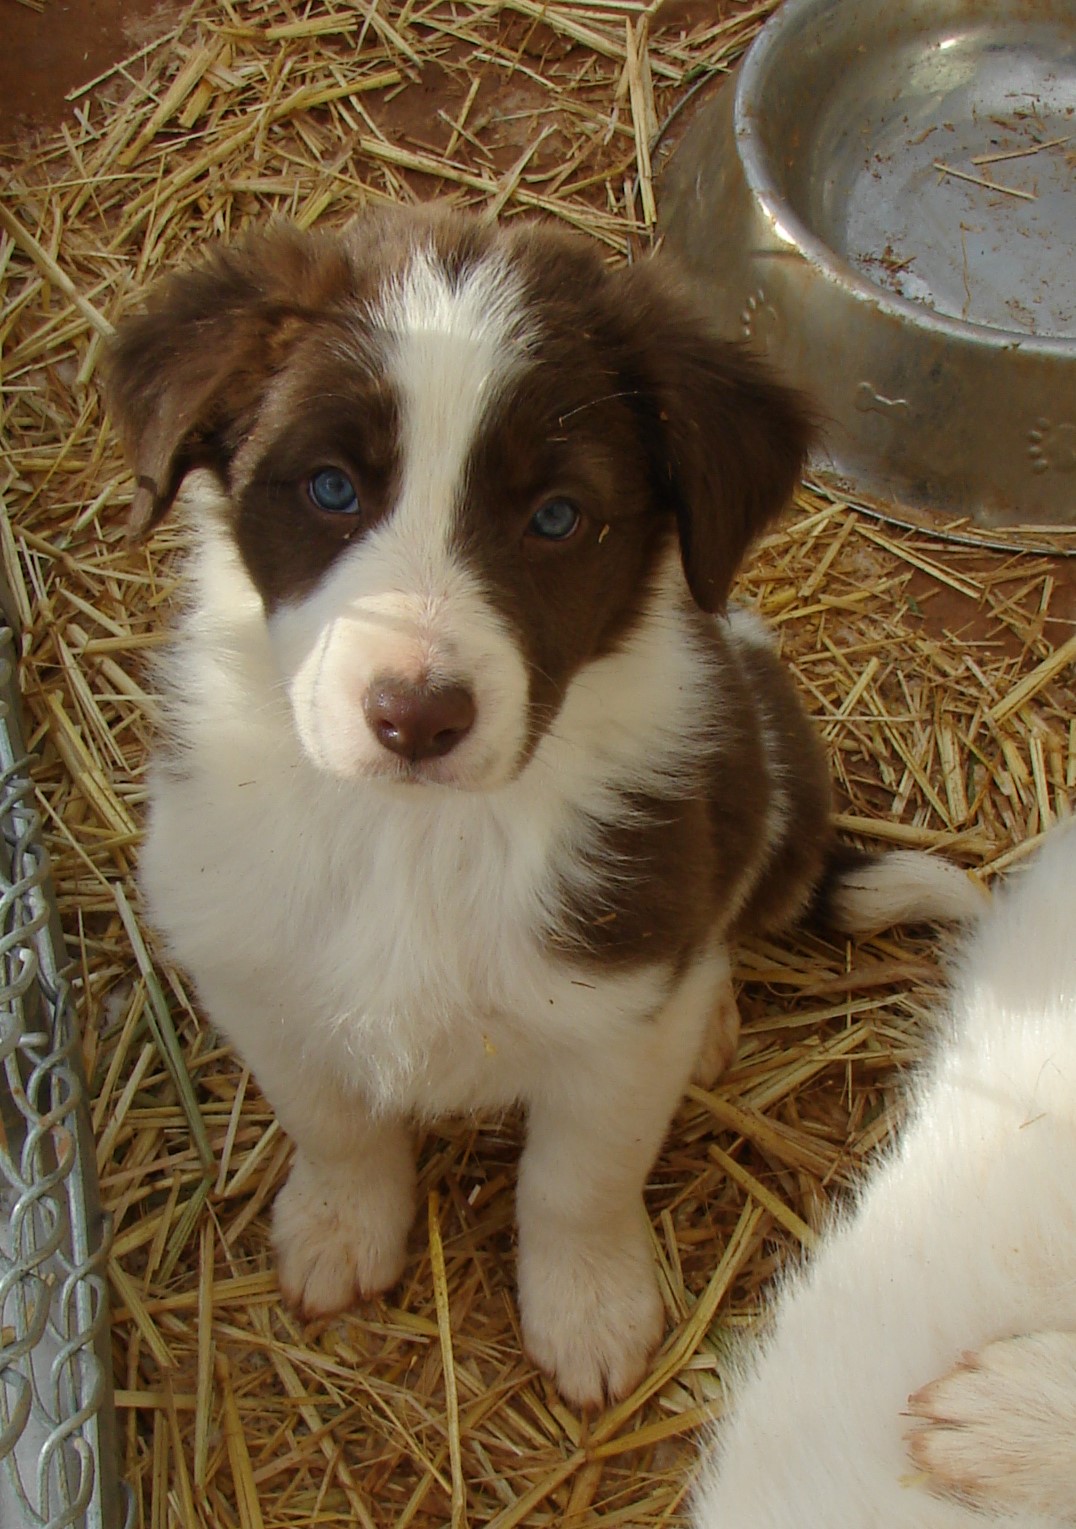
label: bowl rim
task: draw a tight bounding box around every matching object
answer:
[735,0,1076,359]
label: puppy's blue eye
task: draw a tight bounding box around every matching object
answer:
[528,498,580,541]
[308,468,359,515]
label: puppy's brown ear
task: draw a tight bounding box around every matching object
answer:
[618,261,814,613]
[105,223,351,534]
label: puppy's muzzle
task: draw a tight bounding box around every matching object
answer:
[363,678,476,761]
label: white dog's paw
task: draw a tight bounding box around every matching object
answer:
[271,1153,413,1317]
[518,1216,664,1410]
[907,1331,1076,1520]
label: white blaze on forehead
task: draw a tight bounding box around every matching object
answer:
[269,244,536,786]
[371,244,535,558]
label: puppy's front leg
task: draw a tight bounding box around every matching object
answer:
[243,1047,416,1317]
[517,945,728,1409]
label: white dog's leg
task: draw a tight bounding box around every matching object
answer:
[271,1106,416,1317]
[690,822,1076,1529]
[517,943,728,1409]
[233,1042,416,1316]
[907,1331,1076,1523]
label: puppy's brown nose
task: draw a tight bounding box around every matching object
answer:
[363,680,476,761]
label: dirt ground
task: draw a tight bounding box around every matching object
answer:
[0,0,177,136]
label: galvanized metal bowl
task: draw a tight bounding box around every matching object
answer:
[659,0,1076,530]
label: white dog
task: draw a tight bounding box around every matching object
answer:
[693,820,1076,1527]
[107,204,981,1408]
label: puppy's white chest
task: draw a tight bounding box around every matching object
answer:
[144,758,667,1115]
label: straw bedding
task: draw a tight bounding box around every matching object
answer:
[2,1,1074,1523]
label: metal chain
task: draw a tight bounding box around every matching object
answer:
[0,619,132,1529]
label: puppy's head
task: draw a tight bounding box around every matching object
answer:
[107,205,811,789]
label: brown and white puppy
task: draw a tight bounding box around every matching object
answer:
[107,204,980,1409]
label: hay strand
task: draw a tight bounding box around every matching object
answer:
[428,1191,467,1529]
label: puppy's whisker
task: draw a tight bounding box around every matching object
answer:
[557,390,642,425]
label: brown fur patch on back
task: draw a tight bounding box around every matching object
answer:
[552,609,832,973]
[726,635,833,935]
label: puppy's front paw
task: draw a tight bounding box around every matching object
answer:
[271,1154,413,1317]
[907,1331,1076,1520]
[518,1216,664,1410]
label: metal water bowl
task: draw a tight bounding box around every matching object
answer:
[659,0,1076,530]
